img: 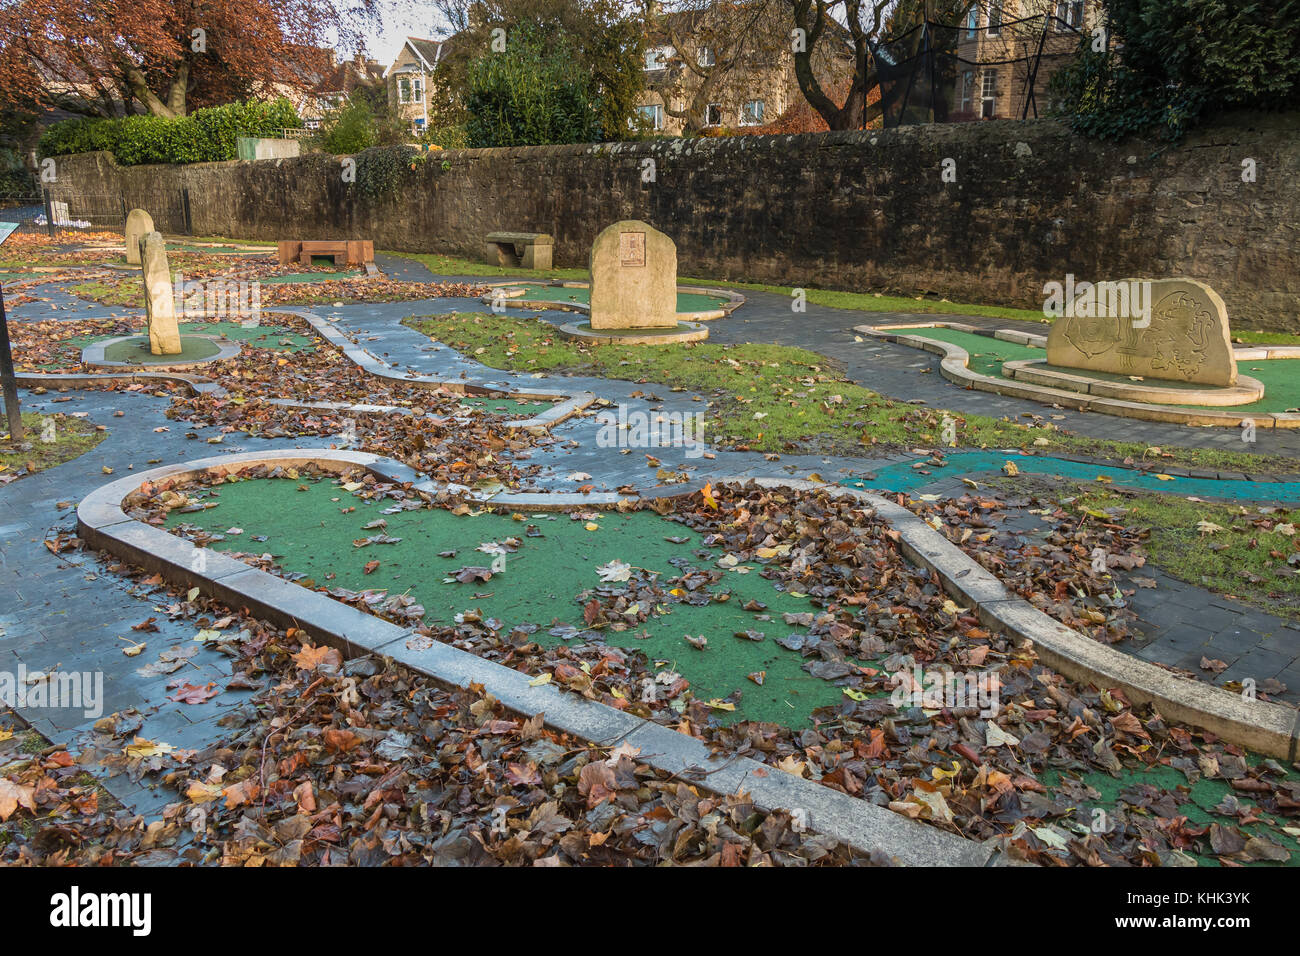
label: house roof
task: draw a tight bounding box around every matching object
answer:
[314,56,385,95]
[386,36,463,75]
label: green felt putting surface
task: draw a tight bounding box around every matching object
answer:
[74,322,314,353]
[165,477,869,725]
[1041,762,1300,868]
[262,270,360,284]
[897,327,1300,414]
[457,397,557,416]
[506,283,728,314]
[100,334,220,364]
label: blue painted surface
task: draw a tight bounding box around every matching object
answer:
[842,451,1298,502]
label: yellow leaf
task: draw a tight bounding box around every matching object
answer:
[1002,461,1019,477]
[843,688,868,701]
[124,737,174,759]
[700,482,718,510]
[584,522,599,531]
[705,699,735,711]
[1155,474,1174,481]
[528,673,552,686]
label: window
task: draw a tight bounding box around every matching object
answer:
[987,2,1002,36]
[959,70,974,113]
[1056,1,1084,28]
[644,46,674,70]
[398,77,412,103]
[704,103,722,126]
[965,7,979,38]
[981,71,998,118]
[740,99,765,126]
[697,47,715,68]
[636,104,664,130]
[413,78,424,102]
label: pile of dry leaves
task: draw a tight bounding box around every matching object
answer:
[118,475,1300,866]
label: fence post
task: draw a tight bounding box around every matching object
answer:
[41,188,54,238]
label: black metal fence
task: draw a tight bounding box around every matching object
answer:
[0,188,193,241]
[872,12,1088,128]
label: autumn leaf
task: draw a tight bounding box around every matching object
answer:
[292,643,342,672]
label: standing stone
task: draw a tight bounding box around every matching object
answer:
[589,220,677,329]
[124,209,154,266]
[1046,277,1237,387]
[139,231,182,355]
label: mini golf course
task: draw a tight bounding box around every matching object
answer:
[164,476,868,726]
[158,473,1300,867]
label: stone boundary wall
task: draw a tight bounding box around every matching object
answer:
[48,114,1300,330]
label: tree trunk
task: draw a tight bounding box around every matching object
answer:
[125,66,179,118]
[166,62,189,117]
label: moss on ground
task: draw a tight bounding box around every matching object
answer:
[0,412,105,479]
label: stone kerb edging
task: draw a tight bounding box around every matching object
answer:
[481,279,746,322]
[858,322,1300,430]
[275,308,596,432]
[75,450,1000,868]
[82,334,242,370]
[557,320,709,345]
[77,455,1300,858]
[14,308,595,434]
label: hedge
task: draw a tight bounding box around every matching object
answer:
[38,99,303,165]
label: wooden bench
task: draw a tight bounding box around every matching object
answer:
[277,240,375,270]
[485,231,553,271]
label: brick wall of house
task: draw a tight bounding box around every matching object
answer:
[50,114,1300,330]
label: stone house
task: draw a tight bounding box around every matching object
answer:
[635,6,854,136]
[384,37,458,134]
[947,0,1104,121]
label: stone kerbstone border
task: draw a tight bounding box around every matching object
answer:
[82,334,242,370]
[16,307,594,434]
[77,455,1300,856]
[276,308,595,432]
[859,322,1299,429]
[1003,359,1266,407]
[482,279,745,322]
[76,451,1001,867]
[557,320,709,345]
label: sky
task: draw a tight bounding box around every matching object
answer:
[357,1,454,66]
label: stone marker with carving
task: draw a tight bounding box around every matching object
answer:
[589,220,677,329]
[139,231,182,355]
[1046,277,1237,387]
[124,208,154,266]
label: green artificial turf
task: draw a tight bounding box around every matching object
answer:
[165,477,873,725]
[101,334,220,364]
[899,327,1300,414]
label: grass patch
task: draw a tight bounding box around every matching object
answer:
[1062,484,1300,622]
[403,311,1300,471]
[386,249,1049,320]
[388,250,590,281]
[1235,330,1300,346]
[70,277,141,308]
[692,279,1049,323]
[0,412,105,478]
